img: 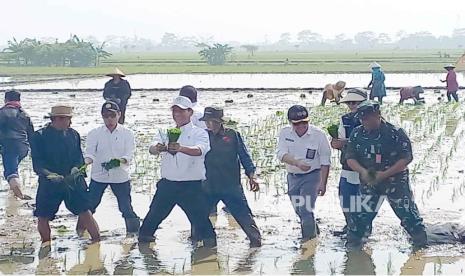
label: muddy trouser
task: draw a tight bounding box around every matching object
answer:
[139,179,216,242]
[447,90,459,102]
[191,187,261,244]
[347,172,426,245]
[88,179,138,219]
[287,169,321,240]
[118,102,127,124]
[338,177,360,228]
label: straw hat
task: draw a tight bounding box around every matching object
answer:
[340,88,368,103]
[370,62,381,69]
[47,105,73,117]
[444,64,456,69]
[106,67,126,77]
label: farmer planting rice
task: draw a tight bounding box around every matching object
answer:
[344,100,427,249]
[368,62,386,104]
[103,68,132,124]
[276,105,331,240]
[138,96,216,247]
[399,86,425,104]
[191,106,262,247]
[329,88,367,236]
[30,105,100,253]
[441,64,459,102]
[82,101,140,235]
[320,81,346,106]
[0,90,34,200]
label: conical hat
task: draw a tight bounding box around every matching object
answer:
[106,67,125,77]
[370,62,381,69]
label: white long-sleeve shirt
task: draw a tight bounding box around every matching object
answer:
[276,125,331,174]
[152,122,210,181]
[191,102,207,129]
[84,124,135,183]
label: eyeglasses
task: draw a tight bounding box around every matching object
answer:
[102,113,117,118]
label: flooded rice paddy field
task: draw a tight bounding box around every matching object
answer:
[0,89,464,274]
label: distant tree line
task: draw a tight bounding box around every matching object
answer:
[1,35,111,67]
[69,29,465,53]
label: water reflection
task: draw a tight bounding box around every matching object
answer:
[67,242,106,274]
[291,239,318,274]
[344,249,376,275]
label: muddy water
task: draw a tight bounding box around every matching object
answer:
[0,89,464,274]
[4,73,465,90]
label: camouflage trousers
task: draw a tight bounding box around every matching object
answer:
[347,172,427,246]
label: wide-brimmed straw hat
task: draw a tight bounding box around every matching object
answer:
[444,64,456,69]
[46,105,73,118]
[106,67,126,77]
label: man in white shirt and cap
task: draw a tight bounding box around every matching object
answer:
[179,85,206,129]
[276,105,331,240]
[138,96,216,247]
[83,101,139,235]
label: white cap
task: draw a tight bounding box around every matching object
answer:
[172,96,193,109]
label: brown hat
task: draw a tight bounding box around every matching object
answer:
[47,105,73,118]
[106,67,126,77]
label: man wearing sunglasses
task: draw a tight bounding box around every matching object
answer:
[345,100,427,249]
[330,89,367,236]
[83,101,139,235]
[277,105,331,240]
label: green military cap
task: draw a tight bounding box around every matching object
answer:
[356,100,381,118]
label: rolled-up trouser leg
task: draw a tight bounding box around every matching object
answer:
[287,171,321,240]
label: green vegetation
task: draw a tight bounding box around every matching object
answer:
[1,35,110,67]
[0,49,462,76]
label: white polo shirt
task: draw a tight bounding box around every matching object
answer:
[191,102,207,129]
[85,124,135,183]
[152,122,210,181]
[338,117,361,184]
[276,125,331,174]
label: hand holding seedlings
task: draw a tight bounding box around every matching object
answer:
[46,173,64,183]
[167,142,181,154]
[150,143,167,155]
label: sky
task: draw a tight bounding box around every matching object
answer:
[1,0,464,44]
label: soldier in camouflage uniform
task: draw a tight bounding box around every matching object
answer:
[344,100,427,248]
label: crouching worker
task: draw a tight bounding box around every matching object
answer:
[399,86,425,104]
[30,106,100,249]
[321,81,346,106]
[82,101,139,235]
[138,96,216,247]
[192,106,262,247]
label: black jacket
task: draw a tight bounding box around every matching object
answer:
[103,79,131,105]
[0,105,34,149]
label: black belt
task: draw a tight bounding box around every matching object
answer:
[288,169,320,177]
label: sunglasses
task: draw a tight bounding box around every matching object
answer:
[292,121,308,126]
[102,113,117,118]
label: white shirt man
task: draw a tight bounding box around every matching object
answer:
[179,85,207,129]
[138,96,216,246]
[83,101,139,234]
[276,105,331,240]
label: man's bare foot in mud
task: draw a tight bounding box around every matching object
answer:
[38,241,52,259]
